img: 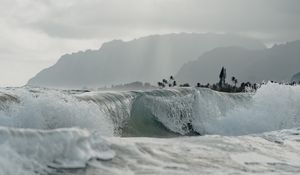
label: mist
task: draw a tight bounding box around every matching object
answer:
[1,0,300,86]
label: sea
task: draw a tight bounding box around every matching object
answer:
[0,83,300,175]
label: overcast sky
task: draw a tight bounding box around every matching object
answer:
[1,0,300,86]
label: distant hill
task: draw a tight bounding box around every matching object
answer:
[176,40,300,85]
[27,33,265,88]
[291,72,300,82]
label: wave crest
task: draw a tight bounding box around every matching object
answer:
[1,83,300,137]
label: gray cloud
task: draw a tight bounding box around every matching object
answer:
[12,0,299,42]
[0,0,300,86]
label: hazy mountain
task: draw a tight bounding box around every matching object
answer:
[176,40,300,85]
[27,33,265,88]
[291,72,300,82]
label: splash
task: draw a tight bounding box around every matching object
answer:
[0,88,114,136]
[0,127,114,175]
[0,83,300,137]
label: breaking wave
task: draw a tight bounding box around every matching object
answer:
[0,83,300,137]
[1,83,300,174]
[0,88,114,136]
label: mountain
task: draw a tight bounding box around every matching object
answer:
[27,33,265,88]
[176,40,300,85]
[291,72,300,82]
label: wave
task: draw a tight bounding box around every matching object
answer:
[0,127,114,175]
[1,126,300,174]
[0,88,114,136]
[102,127,300,174]
[134,84,300,136]
[1,83,300,174]
[205,83,300,135]
[0,83,300,137]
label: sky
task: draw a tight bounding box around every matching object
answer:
[0,0,300,87]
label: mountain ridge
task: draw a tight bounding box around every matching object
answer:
[27,33,265,88]
[176,40,300,85]
[291,72,300,82]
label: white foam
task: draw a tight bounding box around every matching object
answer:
[0,127,114,175]
[1,84,300,137]
[137,83,300,136]
[0,88,114,136]
[95,128,300,174]
[203,83,300,135]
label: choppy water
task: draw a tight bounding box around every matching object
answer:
[0,83,300,174]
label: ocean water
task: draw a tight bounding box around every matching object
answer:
[0,83,300,174]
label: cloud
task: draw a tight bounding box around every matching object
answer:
[5,0,297,42]
[0,0,300,86]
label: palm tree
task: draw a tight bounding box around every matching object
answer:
[157,82,163,88]
[231,77,238,87]
[173,81,177,87]
[162,79,168,85]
